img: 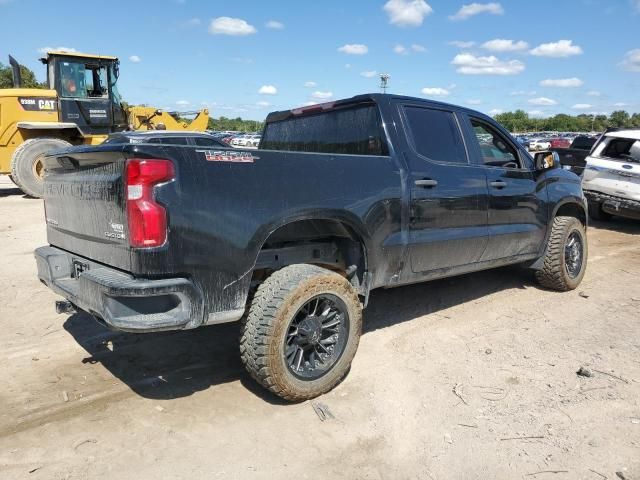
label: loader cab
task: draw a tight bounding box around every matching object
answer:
[42,52,127,134]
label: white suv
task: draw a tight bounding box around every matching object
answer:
[582,129,640,221]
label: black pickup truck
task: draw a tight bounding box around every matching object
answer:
[551,135,598,176]
[35,94,588,401]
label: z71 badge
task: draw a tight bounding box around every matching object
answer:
[196,150,256,163]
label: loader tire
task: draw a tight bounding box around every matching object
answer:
[11,138,72,198]
[240,264,362,402]
[535,216,587,291]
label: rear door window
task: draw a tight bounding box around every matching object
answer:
[147,137,189,145]
[260,104,389,156]
[193,137,226,147]
[403,106,467,164]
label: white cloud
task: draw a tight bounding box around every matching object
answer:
[452,53,525,75]
[411,44,427,52]
[338,44,368,55]
[231,57,254,64]
[209,17,257,36]
[180,18,201,27]
[311,91,334,100]
[304,81,317,88]
[634,0,640,12]
[613,102,629,107]
[586,90,601,97]
[38,46,77,54]
[481,39,529,52]
[258,85,278,95]
[421,87,450,96]
[449,40,476,48]
[530,39,583,57]
[256,101,271,108]
[383,0,433,27]
[176,100,191,107]
[265,20,284,29]
[450,2,504,21]
[510,90,536,96]
[619,49,640,72]
[361,70,378,78]
[539,77,583,88]
[572,103,593,109]
[529,97,558,106]
[394,44,408,55]
[129,55,141,63]
[489,108,503,115]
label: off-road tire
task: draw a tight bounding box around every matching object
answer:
[535,216,587,291]
[240,264,362,402]
[11,138,72,198]
[588,201,612,222]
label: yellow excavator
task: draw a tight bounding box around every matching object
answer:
[0,51,209,197]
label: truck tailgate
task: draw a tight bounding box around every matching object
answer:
[43,147,132,271]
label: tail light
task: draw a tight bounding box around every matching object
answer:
[125,159,175,248]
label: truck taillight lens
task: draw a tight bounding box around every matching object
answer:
[125,159,175,248]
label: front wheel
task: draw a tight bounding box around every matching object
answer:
[535,216,588,291]
[240,264,362,402]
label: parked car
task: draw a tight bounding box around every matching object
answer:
[582,128,640,221]
[529,138,552,151]
[515,136,531,149]
[102,131,227,148]
[36,94,588,401]
[550,137,571,149]
[550,135,598,176]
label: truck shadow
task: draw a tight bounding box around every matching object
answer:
[588,217,640,235]
[62,265,535,404]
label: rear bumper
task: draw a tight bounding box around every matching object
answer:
[35,246,205,332]
[584,190,640,220]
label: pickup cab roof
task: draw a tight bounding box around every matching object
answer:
[265,93,486,123]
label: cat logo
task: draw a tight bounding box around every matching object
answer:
[38,99,56,110]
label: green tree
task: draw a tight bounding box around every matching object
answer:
[0,62,47,89]
[608,110,630,128]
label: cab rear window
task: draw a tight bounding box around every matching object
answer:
[260,104,389,156]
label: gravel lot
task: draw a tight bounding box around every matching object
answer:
[1,176,639,480]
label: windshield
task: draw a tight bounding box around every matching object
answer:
[58,60,108,98]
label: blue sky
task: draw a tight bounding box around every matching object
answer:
[1,0,639,120]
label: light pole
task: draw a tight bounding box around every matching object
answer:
[379,73,390,94]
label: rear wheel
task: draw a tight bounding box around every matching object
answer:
[11,138,72,198]
[588,201,612,222]
[535,216,587,291]
[240,264,362,402]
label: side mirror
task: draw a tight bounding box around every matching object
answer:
[534,151,559,171]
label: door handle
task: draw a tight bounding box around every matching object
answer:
[490,180,507,189]
[415,179,438,188]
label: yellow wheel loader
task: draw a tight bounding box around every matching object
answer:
[0,52,209,197]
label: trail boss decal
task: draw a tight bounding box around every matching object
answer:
[196,150,256,163]
[18,97,57,111]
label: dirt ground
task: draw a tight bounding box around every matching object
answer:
[0,175,639,480]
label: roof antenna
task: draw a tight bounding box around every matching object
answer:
[379,73,390,94]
